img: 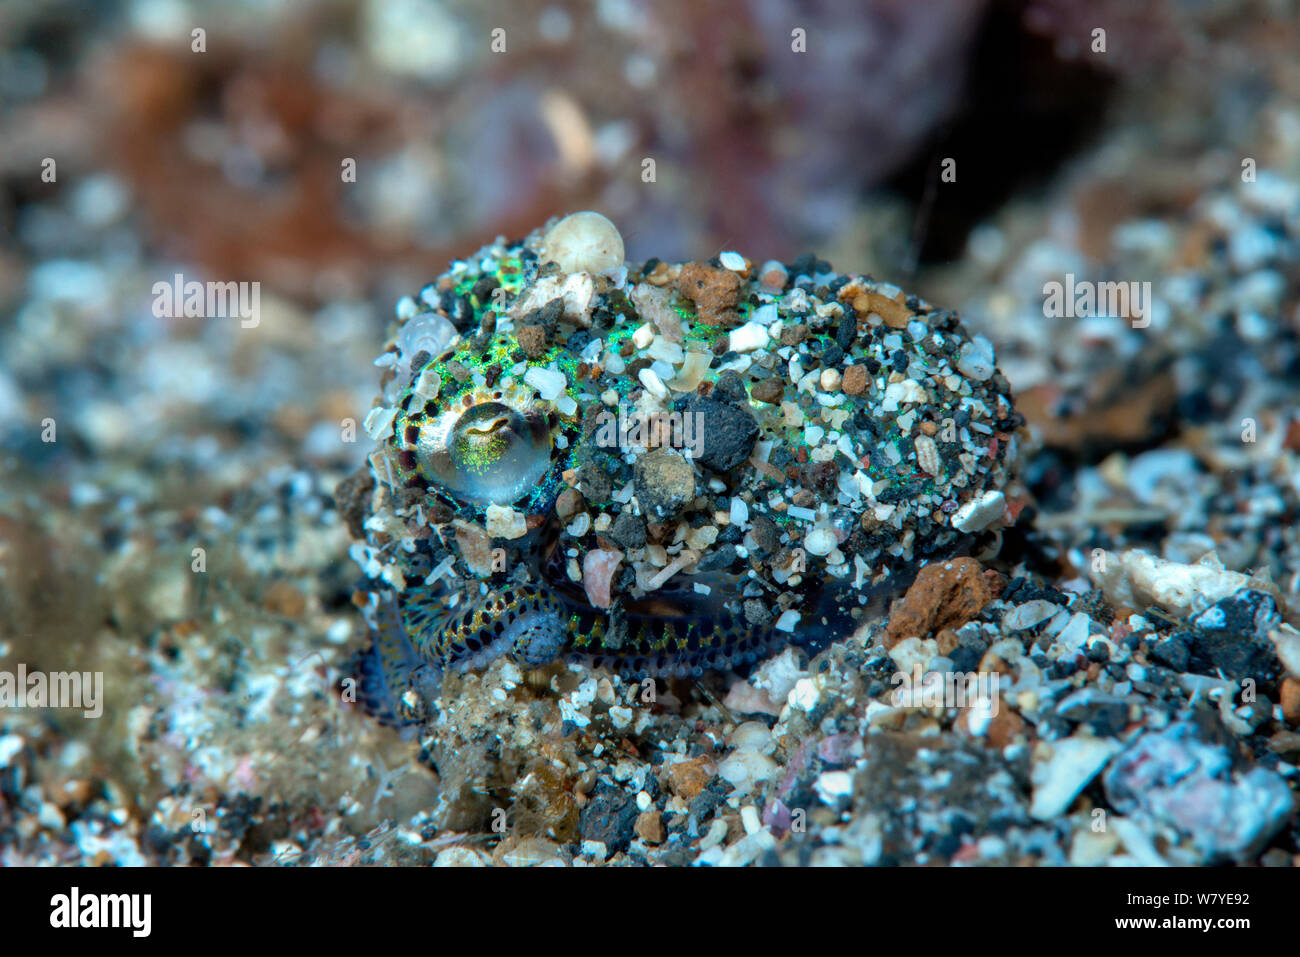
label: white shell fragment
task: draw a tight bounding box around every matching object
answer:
[1089,548,1289,620]
[1029,735,1122,820]
[524,365,567,401]
[950,490,1006,532]
[484,504,528,540]
[540,211,625,274]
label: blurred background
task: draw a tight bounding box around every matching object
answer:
[1,0,1299,863]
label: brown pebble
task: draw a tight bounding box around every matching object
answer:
[750,378,785,405]
[634,810,665,845]
[272,404,312,440]
[555,488,585,520]
[1268,731,1300,756]
[1285,419,1300,452]
[676,261,741,326]
[333,466,375,539]
[836,278,867,303]
[853,291,912,329]
[841,364,868,396]
[643,260,675,286]
[262,581,306,618]
[883,557,1003,649]
[517,323,547,359]
[780,323,809,346]
[625,356,653,379]
[455,520,495,575]
[798,460,838,498]
[663,757,714,800]
[758,265,787,291]
[426,499,454,524]
[1281,677,1300,726]
[749,514,782,555]
[986,707,1025,749]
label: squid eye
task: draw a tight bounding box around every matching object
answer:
[416,401,552,506]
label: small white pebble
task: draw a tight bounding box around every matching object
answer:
[957,337,996,381]
[524,365,567,401]
[951,490,1006,533]
[730,497,749,526]
[814,771,854,805]
[789,676,820,711]
[719,250,746,271]
[609,705,634,730]
[0,735,23,767]
[648,337,684,364]
[638,367,669,398]
[728,321,770,353]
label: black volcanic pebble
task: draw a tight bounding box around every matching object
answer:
[1181,590,1282,684]
[682,395,759,473]
[579,784,639,858]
